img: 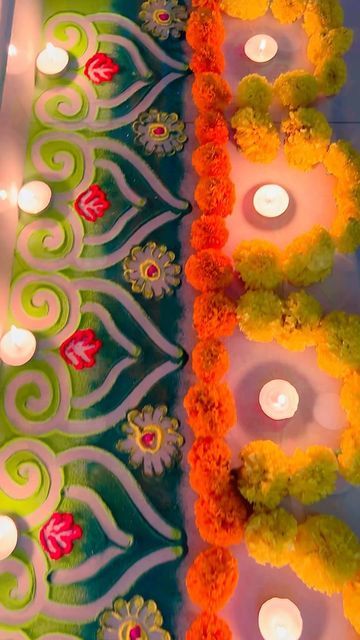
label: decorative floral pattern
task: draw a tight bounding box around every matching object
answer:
[40,512,83,560]
[98,595,171,640]
[139,0,187,40]
[84,53,120,84]
[60,329,102,370]
[123,242,181,299]
[74,185,111,222]
[133,109,187,157]
[117,405,184,476]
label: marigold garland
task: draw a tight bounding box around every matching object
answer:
[186,8,225,50]
[343,575,360,635]
[270,0,307,23]
[186,546,238,611]
[237,440,289,509]
[282,226,335,286]
[231,107,280,164]
[192,143,231,178]
[221,0,269,20]
[274,70,319,108]
[184,381,237,437]
[338,426,360,485]
[193,291,237,339]
[276,290,323,351]
[340,373,360,427]
[185,250,233,292]
[195,484,248,546]
[315,55,347,95]
[281,107,332,171]
[195,111,229,145]
[191,216,229,251]
[236,74,273,112]
[245,508,298,568]
[192,72,232,112]
[307,26,353,64]
[316,311,360,378]
[188,436,232,495]
[237,290,283,343]
[288,445,338,504]
[189,45,225,74]
[192,339,230,383]
[195,176,236,217]
[233,240,283,290]
[303,0,345,37]
[186,611,232,640]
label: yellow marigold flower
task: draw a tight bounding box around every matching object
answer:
[282,108,332,171]
[282,226,335,287]
[324,140,360,183]
[340,373,360,427]
[307,27,353,65]
[288,446,338,504]
[221,0,269,20]
[274,71,318,108]
[271,0,307,23]
[276,290,323,351]
[331,217,360,254]
[231,107,280,164]
[343,574,360,634]
[237,440,289,509]
[317,311,360,379]
[290,515,360,594]
[338,426,360,485]
[237,290,283,342]
[233,240,283,290]
[245,508,297,567]
[303,0,344,37]
[236,74,273,112]
[315,56,347,96]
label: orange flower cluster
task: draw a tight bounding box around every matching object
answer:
[185,3,244,634]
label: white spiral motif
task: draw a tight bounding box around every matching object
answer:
[34,83,98,130]
[16,215,82,272]
[43,12,98,66]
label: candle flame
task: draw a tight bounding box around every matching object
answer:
[259,38,267,53]
[46,42,56,54]
[0,189,7,201]
[10,325,24,349]
[8,44,17,57]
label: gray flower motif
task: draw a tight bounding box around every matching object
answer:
[98,595,171,640]
[133,109,187,157]
[117,405,184,476]
[123,241,181,299]
[139,0,188,40]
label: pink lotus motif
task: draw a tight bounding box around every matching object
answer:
[40,512,83,560]
[84,53,119,84]
[74,185,110,222]
[60,329,102,370]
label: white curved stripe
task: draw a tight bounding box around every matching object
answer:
[84,206,139,246]
[90,137,188,210]
[96,79,150,109]
[51,546,125,586]
[42,547,181,622]
[64,484,132,548]
[98,34,151,77]
[39,636,81,640]
[0,632,29,640]
[87,13,187,71]
[57,448,181,541]
[74,211,178,270]
[76,278,182,359]
[43,13,98,67]
[90,73,184,130]
[66,361,181,434]
[72,358,136,410]
[81,301,139,356]
[95,159,144,206]
[1,557,31,600]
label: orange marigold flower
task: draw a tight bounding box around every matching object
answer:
[184,381,236,437]
[192,0,222,8]
[186,611,232,640]
[195,111,229,145]
[186,546,238,611]
[188,436,232,495]
[192,339,230,382]
[192,73,232,112]
[185,250,233,292]
[195,176,235,217]
[190,45,225,74]
[343,574,360,634]
[192,143,231,178]
[190,216,229,251]
[195,483,248,546]
[194,291,237,339]
[186,8,225,50]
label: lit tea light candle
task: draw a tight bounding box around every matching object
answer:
[0,516,18,561]
[254,184,289,218]
[36,42,69,76]
[245,34,278,63]
[0,325,37,366]
[17,180,52,215]
[259,380,299,420]
[259,598,303,640]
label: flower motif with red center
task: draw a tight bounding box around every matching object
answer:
[84,52,119,84]
[60,329,102,370]
[74,185,110,222]
[133,108,187,157]
[40,512,83,561]
[98,595,171,640]
[139,0,188,40]
[123,241,181,299]
[117,405,184,476]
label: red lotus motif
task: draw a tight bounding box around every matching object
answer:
[40,512,83,561]
[74,185,110,222]
[60,329,102,370]
[84,53,119,84]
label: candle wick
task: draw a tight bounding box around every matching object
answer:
[259,38,267,53]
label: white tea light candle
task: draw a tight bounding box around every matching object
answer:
[36,42,69,76]
[245,34,278,63]
[259,598,303,640]
[254,185,289,218]
[259,380,299,420]
[17,181,52,214]
[0,325,37,366]
[0,516,18,561]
